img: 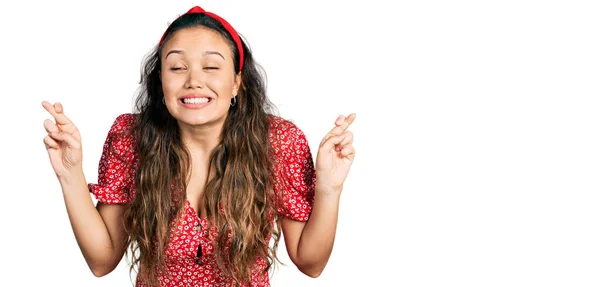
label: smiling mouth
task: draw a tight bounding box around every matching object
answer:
[181,98,212,104]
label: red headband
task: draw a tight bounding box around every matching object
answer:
[159,6,244,71]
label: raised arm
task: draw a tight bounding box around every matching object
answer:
[281,114,356,277]
[42,101,129,277]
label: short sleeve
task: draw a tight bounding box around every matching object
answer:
[270,117,316,222]
[88,114,138,204]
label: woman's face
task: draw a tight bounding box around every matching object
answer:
[160,26,241,128]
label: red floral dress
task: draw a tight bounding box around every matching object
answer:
[87,114,316,287]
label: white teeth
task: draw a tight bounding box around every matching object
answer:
[182,98,210,104]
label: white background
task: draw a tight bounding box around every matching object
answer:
[1,0,599,286]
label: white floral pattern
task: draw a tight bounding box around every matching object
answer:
[88,113,315,287]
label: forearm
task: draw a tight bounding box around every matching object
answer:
[58,171,123,276]
[296,187,341,276]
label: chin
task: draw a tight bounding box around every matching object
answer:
[180,116,212,126]
[179,113,227,127]
[167,104,229,126]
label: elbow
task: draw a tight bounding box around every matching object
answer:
[292,252,328,278]
[297,263,325,278]
[303,269,323,278]
[90,265,113,278]
[89,260,118,278]
[91,268,109,278]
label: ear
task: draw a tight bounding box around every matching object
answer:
[232,72,242,97]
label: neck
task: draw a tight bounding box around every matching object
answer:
[178,120,224,159]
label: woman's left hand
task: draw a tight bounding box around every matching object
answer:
[315,113,356,194]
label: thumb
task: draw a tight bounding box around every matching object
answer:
[320,133,346,150]
[49,131,81,150]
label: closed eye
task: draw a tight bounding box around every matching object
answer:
[170,67,184,71]
[204,67,219,70]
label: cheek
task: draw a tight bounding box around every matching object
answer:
[207,74,234,95]
[162,75,183,97]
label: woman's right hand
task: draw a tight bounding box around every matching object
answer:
[42,101,83,179]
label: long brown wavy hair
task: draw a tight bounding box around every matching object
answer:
[122,13,281,286]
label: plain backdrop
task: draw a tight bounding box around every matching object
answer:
[1,0,600,286]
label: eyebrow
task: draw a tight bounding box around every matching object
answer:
[164,50,225,60]
[165,50,183,59]
[203,51,225,60]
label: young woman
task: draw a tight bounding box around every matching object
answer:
[42,6,355,287]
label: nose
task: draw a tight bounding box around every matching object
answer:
[185,66,205,89]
